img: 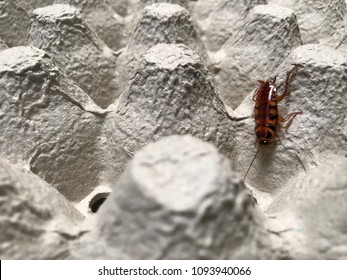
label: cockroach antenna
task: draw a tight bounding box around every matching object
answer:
[243,146,260,180]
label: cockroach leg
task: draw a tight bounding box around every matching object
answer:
[277,65,298,102]
[278,111,303,123]
[278,111,303,132]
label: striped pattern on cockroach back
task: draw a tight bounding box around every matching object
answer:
[244,64,304,180]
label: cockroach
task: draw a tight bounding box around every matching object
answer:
[244,65,304,180]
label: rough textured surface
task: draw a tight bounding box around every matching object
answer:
[193,0,267,52]
[269,0,346,43]
[140,0,189,9]
[212,4,302,108]
[320,25,347,52]
[27,4,119,108]
[0,0,31,47]
[54,0,127,51]
[0,46,107,202]
[193,0,222,21]
[0,0,55,47]
[106,43,234,183]
[267,157,347,259]
[107,0,137,17]
[283,45,346,157]
[73,136,270,259]
[0,159,83,259]
[0,0,347,260]
[116,3,208,97]
[0,39,8,51]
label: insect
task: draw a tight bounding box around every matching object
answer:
[244,65,303,180]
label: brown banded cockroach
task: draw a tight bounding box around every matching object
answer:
[243,64,305,180]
